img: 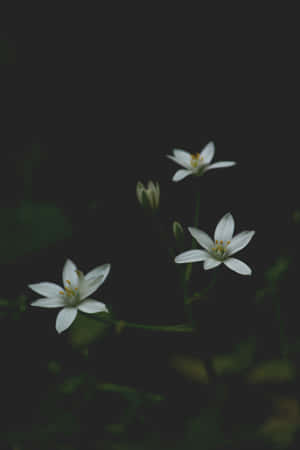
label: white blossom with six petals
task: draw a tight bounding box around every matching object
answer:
[167,141,236,182]
[175,213,255,275]
[29,259,110,333]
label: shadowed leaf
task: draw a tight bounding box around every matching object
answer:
[68,311,111,350]
[0,202,72,263]
[248,360,296,383]
[261,396,300,447]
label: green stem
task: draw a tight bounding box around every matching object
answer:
[184,189,201,292]
[150,213,175,260]
[203,356,217,382]
[203,271,218,382]
[87,314,195,334]
[193,188,201,229]
[208,270,218,293]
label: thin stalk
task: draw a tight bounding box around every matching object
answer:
[183,188,201,320]
[150,213,175,260]
[208,270,218,292]
[87,314,195,334]
[193,188,201,229]
[184,189,201,293]
[203,356,217,382]
[202,270,218,382]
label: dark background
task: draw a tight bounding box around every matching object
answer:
[1,8,300,449]
[2,13,298,297]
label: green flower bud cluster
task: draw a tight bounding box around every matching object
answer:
[136,181,160,212]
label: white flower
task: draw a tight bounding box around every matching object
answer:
[167,141,236,182]
[29,259,110,333]
[136,180,160,211]
[175,213,255,275]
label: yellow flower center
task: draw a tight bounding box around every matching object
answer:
[190,153,203,168]
[60,279,79,304]
[211,240,231,259]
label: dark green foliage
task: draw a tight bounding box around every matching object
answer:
[0,201,72,263]
[3,144,300,449]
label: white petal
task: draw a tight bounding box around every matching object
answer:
[214,213,235,243]
[166,154,179,163]
[78,300,108,313]
[85,264,111,283]
[79,274,107,300]
[173,149,192,168]
[199,142,215,164]
[154,182,160,205]
[31,297,66,308]
[62,259,79,288]
[166,154,190,169]
[227,231,255,256]
[148,181,155,190]
[203,258,222,270]
[172,169,193,182]
[28,282,63,298]
[175,249,209,264]
[55,307,78,333]
[136,181,144,203]
[188,227,214,250]
[223,257,252,275]
[204,161,236,171]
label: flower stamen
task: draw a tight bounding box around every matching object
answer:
[190,153,203,168]
[211,238,231,260]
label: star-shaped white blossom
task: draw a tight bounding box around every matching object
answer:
[29,259,110,333]
[167,142,236,182]
[175,213,255,275]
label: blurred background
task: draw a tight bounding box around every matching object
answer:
[1,6,300,449]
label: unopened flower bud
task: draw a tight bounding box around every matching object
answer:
[173,220,185,250]
[173,221,184,241]
[136,181,160,211]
